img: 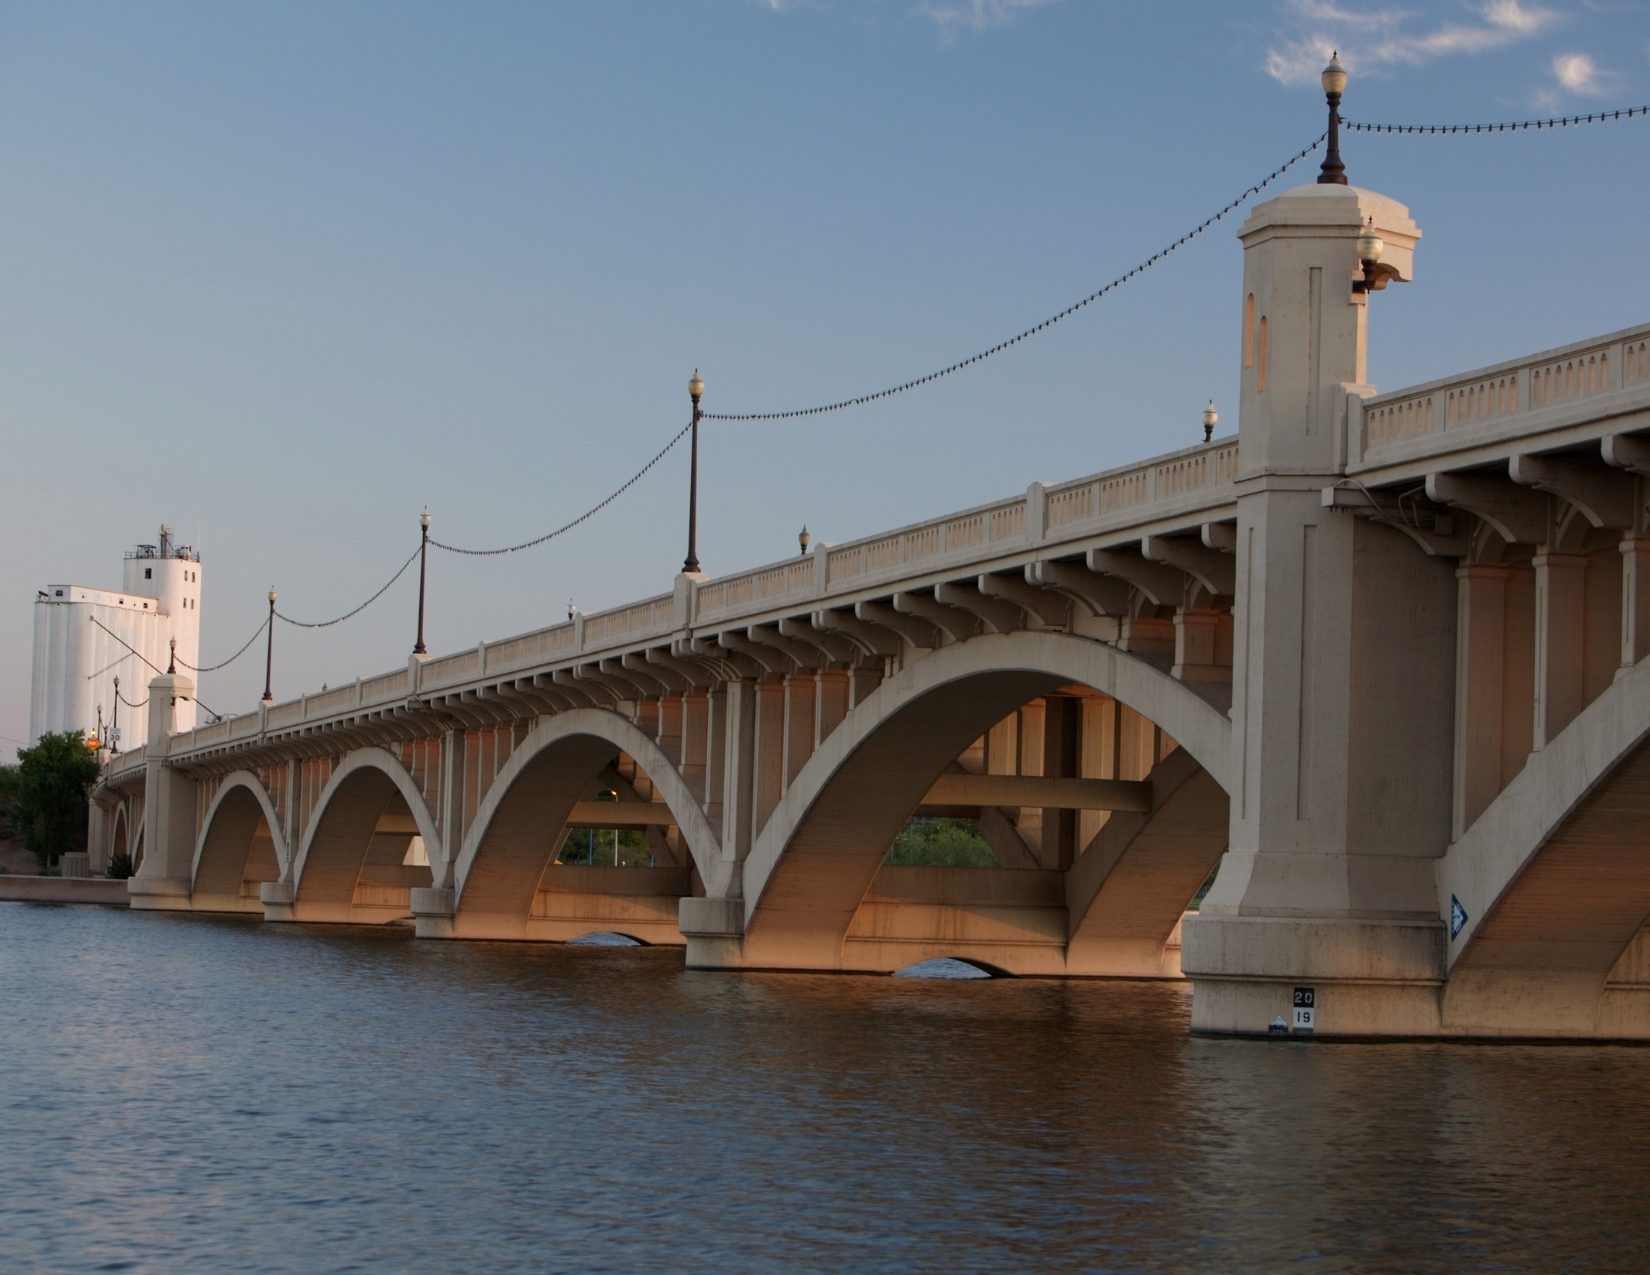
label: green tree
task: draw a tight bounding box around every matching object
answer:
[0,763,19,840]
[16,732,99,871]
[887,817,998,868]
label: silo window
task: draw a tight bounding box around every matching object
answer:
[144,568,152,579]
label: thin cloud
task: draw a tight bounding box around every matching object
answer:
[1551,49,1617,93]
[919,0,1061,38]
[1265,0,1560,86]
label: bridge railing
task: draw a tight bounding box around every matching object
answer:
[1356,322,1650,465]
[158,433,1243,757]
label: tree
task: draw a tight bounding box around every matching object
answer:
[0,763,19,841]
[16,732,100,871]
[887,817,998,868]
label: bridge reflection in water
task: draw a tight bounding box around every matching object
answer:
[95,177,1650,1040]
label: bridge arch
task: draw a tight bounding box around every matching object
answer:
[109,805,131,867]
[191,771,288,910]
[1441,653,1650,1036]
[740,629,1233,970]
[289,747,442,920]
[452,708,719,937]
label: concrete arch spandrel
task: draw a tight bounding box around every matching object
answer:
[740,630,1234,968]
[191,770,289,903]
[291,747,443,907]
[452,708,720,928]
[1441,654,1650,1034]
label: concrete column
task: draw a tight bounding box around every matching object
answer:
[712,682,754,860]
[1077,696,1119,852]
[702,687,727,827]
[1038,696,1078,871]
[1453,564,1511,838]
[849,665,883,708]
[657,697,684,767]
[985,712,1018,777]
[127,671,198,911]
[1173,608,1228,683]
[814,670,850,749]
[1531,550,1589,748]
[751,680,786,841]
[1582,550,1621,707]
[782,674,815,787]
[1015,700,1046,847]
[1620,536,1650,672]
[434,727,465,888]
[1119,616,1174,657]
[680,693,708,801]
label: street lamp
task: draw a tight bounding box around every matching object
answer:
[683,370,705,575]
[262,588,277,704]
[1351,216,1394,295]
[798,525,811,556]
[414,506,431,657]
[110,676,121,755]
[1317,53,1348,186]
[1201,401,1219,442]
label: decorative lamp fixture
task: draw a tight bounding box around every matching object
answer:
[798,525,811,556]
[683,370,705,575]
[1201,401,1219,442]
[567,598,576,622]
[262,588,277,704]
[167,637,177,675]
[1318,53,1348,185]
[414,506,431,657]
[1352,217,1397,294]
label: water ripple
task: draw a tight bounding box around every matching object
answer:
[2,904,1648,1271]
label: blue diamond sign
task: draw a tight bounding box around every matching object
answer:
[1450,894,1469,940]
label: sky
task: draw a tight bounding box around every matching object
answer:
[3,0,1647,749]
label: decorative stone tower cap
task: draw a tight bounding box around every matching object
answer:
[1237,182,1421,285]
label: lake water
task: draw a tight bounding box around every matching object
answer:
[3,902,1648,1272]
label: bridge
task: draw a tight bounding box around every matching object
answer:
[91,176,1650,1040]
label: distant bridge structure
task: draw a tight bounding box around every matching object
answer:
[94,177,1650,1040]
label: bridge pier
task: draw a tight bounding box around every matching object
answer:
[1180,180,1458,1037]
[127,669,200,912]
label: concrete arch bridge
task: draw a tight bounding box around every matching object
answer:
[94,180,1650,1039]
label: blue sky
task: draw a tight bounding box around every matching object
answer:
[3,0,1647,747]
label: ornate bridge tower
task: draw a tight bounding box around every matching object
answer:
[1179,154,1453,1032]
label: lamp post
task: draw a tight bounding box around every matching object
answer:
[414,506,431,657]
[1201,401,1219,442]
[262,588,277,704]
[1317,53,1348,185]
[798,526,811,557]
[683,370,705,575]
[110,676,121,755]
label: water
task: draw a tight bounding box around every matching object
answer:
[3,904,1648,1273]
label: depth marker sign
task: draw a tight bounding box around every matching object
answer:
[1292,987,1315,1033]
